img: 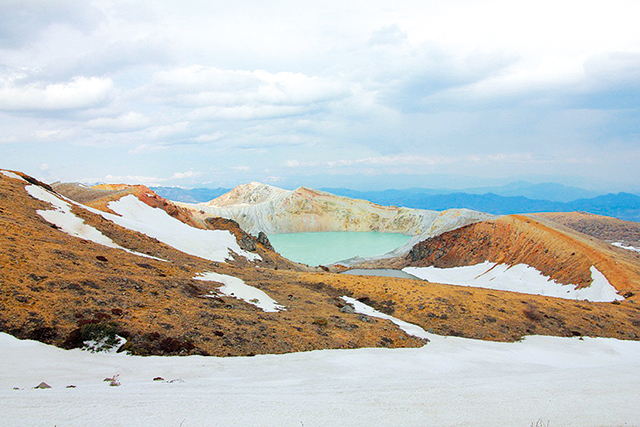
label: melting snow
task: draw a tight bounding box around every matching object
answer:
[612,242,640,253]
[341,296,429,339]
[82,335,127,354]
[24,185,159,260]
[106,195,261,263]
[404,262,623,302]
[2,332,640,426]
[1,170,26,181]
[194,272,284,312]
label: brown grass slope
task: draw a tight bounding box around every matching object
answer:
[1,171,425,355]
[361,214,640,294]
[532,211,640,247]
[331,214,640,341]
[3,171,640,353]
[294,270,640,341]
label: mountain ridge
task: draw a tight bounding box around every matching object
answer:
[152,183,640,222]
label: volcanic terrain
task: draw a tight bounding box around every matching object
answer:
[1,170,640,358]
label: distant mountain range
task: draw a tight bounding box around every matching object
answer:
[323,181,602,203]
[152,182,640,223]
[322,189,640,223]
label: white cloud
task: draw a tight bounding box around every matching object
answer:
[150,66,350,120]
[0,76,113,111]
[85,112,151,131]
[103,174,164,186]
[193,132,223,143]
[171,171,201,179]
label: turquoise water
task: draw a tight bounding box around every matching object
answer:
[267,232,412,266]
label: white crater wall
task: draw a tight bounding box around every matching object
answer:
[179,183,493,254]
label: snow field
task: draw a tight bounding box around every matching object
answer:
[106,195,261,263]
[24,185,156,260]
[341,296,429,339]
[22,182,261,263]
[1,170,26,181]
[194,272,285,312]
[404,262,623,302]
[2,332,639,426]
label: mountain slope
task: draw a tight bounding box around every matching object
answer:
[532,211,640,247]
[3,170,640,354]
[0,171,427,356]
[355,214,640,295]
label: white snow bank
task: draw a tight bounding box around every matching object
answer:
[1,170,26,181]
[404,262,623,302]
[2,332,640,426]
[612,242,640,253]
[194,272,284,312]
[82,335,126,354]
[27,185,120,248]
[341,296,429,339]
[24,185,158,260]
[107,195,261,263]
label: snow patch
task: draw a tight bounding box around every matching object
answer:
[1,170,26,181]
[107,195,261,263]
[612,242,640,253]
[194,272,284,312]
[341,296,430,339]
[404,262,623,302]
[82,335,126,354]
[24,185,159,260]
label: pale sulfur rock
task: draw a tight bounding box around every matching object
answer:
[179,183,492,260]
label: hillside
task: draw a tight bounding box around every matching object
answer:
[354,215,640,290]
[1,171,426,356]
[533,211,640,247]
[2,170,640,357]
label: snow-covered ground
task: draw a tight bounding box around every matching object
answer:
[194,272,285,312]
[404,262,623,302]
[342,296,429,339]
[25,185,159,260]
[612,242,640,253]
[20,179,260,263]
[1,170,26,181]
[2,331,639,426]
[106,195,261,262]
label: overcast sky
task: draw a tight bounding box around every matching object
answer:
[1,0,640,191]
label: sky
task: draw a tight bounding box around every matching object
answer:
[1,0,640,192]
